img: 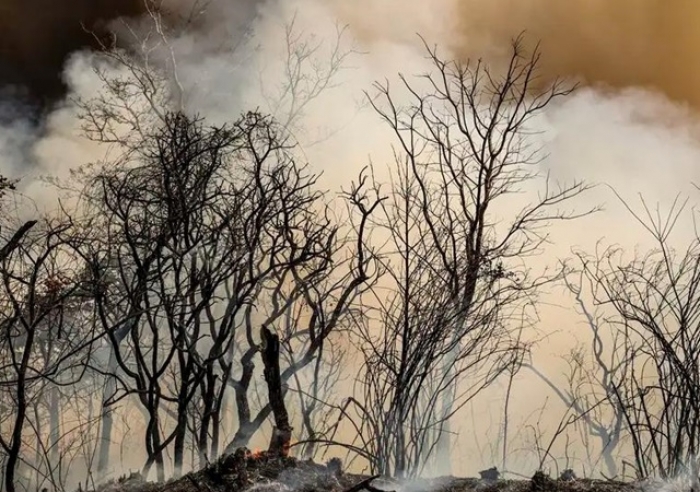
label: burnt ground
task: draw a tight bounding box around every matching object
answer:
[91,450,659,492]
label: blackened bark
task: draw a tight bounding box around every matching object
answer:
[97,352,118,476]
[260,326,292,457]
[4,328,34,492]
[0,220,36,262]
[49,385,60,464]
[173,406,188,477]
[198,373,215,468]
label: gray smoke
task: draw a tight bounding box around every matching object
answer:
[3,0,700,477]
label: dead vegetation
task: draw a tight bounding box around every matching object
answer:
[89,452,644,492]
[93,449,358,492]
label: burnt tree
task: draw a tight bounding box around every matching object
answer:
[345,36,594,477]
[260,326,292,457]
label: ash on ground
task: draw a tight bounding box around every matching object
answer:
[92,453,648,492]
[94,449,360,492]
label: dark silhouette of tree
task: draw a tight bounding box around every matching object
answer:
[574,194,700,479]
[343,37,593,478]
[0,215,97,492]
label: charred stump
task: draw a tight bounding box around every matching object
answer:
[479,467,500,482]
[559,469,577,481]
[531,470,554,492]
[260,326,293,457]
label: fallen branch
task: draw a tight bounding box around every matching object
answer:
[186,475,210,492]
[343,475,393,492]
[0,220,37,261]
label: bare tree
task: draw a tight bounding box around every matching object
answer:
[574,194,700,479]
[19,380,103,492]
[74,83,382,479]
[75,107,346,478]
[341,37,593,478]
[286,331,347,460]
[522,267,629,478]
[259,13,359,145]
[70,6,370,477]
[0,214,96,492]
[75,8,202,477]
[219,169,383,456]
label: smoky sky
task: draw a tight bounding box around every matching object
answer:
[0,0,150,106]
[0,0,262,110]
[4,0,700,110]
[453,0,700,109]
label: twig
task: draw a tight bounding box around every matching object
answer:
[0,220,37,261]
[343,475,391,492]
[186,474,214,492]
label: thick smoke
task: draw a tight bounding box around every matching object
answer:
[337,1,700,109]
[0,0,148,105]
[0,0,259,109]
[7,0,700,111]
[4,0,700,479]
[452,0,700,109]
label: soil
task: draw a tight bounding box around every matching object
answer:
[91,450,654,492]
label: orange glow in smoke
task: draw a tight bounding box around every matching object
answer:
[249,449,265,459]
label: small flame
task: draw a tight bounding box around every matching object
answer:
[249,448,265,459]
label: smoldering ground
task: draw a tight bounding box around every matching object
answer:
[4,0,700,480]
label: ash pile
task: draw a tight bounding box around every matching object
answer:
[398,469,639,492]
[92,458,644,492]
[94,449,361,492]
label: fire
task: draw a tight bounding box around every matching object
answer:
[245,444,293,460]
[249,449,265,459]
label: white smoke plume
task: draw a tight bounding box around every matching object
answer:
[2,0,700,480]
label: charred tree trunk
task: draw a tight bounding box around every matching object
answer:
[97,385,115,476]
[209,365,229,461]
[142,404,166,482]
[223,350,257,454]
[226,423,258,453]
[197,372,215,469]
[260,326,292,457]
[5,355,31,492]
[97,325,130,476]
[173,406,188,477]
[211,410,221,460]
[5,401,26,492]
[49,385,60,465]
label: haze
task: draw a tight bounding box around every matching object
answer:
[1,0,700,487]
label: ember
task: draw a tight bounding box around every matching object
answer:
[249,449,266,460]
